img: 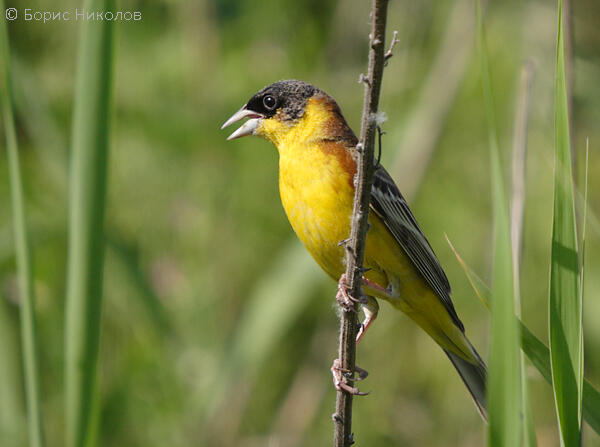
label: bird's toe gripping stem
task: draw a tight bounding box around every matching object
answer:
[336,273,368,312]
[331,358,369,396]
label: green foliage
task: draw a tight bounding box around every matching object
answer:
[64,1,115,446]
[475,2,522,445]
[0,297,26,446]
[0,1,45,445]
[448,238,600,436]
[549,1,584,445]
[204,242,321,425]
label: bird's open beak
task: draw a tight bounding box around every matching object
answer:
[221,106,264,140]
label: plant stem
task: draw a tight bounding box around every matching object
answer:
[562,0,575,171]
[332,0,390,445]
[391,0,474,197]
[510,61,534,316]
[0,3,45,446]
[510,61,536,447]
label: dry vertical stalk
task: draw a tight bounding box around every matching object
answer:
[562,0,575,171]
[390,0,474,197]
[510,61,534,311]
[332,0,391,445]
[510,61,535,447]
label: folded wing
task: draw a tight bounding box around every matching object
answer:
[370,165,464,331]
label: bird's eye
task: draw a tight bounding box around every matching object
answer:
[263,95,277,110]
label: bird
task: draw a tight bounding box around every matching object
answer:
[221,80,487,420]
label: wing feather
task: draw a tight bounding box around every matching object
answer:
[370,165,464,331]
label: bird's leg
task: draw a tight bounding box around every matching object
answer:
[330,358,369,396]
[335,273,367,313]
[361,277,393,298]
[356,277,397,343]
[337,275,385,340]
[357,296,379,344]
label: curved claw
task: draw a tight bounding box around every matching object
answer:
[353,365,369,382]
[331,359,370,396]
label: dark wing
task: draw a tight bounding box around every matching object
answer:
[370,165,464,331]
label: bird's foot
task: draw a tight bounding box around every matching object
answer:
[331,358,369,395]
[336,274,367,312]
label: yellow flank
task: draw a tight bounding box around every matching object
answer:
[256,97,474,362]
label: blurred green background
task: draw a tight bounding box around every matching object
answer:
[1,0,599,445]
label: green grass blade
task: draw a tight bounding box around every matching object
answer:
[520,325,551,384]
[476,1,522,444]
[579,139,588,387]
[549,1,583,445]
[0,296,26,447]
[583,382,600,434]
[447,239,600,435]
[1,4,45,446]
[445,236,490,310]
[579,140,589,432]
[64,1,115,446]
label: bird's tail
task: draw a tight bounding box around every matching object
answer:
[444,339,487,421]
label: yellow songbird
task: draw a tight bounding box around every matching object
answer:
[222,80,487,419]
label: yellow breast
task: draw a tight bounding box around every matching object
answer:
[278,140,354,279]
